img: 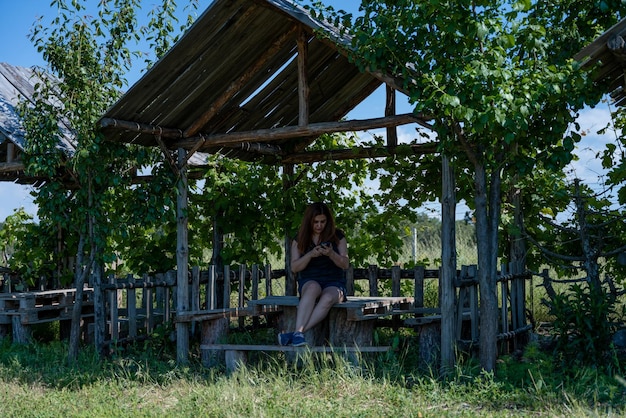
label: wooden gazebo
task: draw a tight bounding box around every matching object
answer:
[98,0,446,364]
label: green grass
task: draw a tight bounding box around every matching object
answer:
[0,333,625,418]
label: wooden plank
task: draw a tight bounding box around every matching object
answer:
[200,343,391,352]
[175,305,281,323]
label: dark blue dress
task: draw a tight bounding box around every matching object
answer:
[297,229,347,296]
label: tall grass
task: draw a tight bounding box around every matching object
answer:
[0,336,625,417]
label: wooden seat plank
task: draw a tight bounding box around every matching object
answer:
[200,343,391,352]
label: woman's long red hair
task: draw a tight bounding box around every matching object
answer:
[295,202,337,254]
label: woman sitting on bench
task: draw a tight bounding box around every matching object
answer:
[278,202,350,347]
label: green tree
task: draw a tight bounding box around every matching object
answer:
[308,0,622,372]
[19,0,201,362]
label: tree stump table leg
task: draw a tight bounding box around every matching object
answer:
[201,318,229,368]
[225,349,247,373]
[419,322,441,370]
[11,316,31,344]
[328,309,374,365]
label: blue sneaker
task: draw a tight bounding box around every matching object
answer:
[291,331,307,347]
[278,332,293,346]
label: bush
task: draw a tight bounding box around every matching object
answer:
[549,282,623,372]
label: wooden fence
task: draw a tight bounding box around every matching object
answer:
[91,263,531,356]
[0,264,531,357]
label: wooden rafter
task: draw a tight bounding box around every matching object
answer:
[100,113,431,154]
[298,26,310,127]
[183,24,300,138]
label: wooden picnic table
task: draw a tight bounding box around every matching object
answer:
[248,295,414,347]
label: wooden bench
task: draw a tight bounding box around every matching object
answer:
[0,289,94,344]
[187,295,411,369]
[200,343,392,372]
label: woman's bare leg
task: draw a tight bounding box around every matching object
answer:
[295,281,321,332]
[302,286,343,332]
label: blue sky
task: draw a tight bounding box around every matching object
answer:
[0,1,617,222]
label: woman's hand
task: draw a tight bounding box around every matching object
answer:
[317,243,332,257]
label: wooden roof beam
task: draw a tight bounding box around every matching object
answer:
[279,143,439,164]
[178,113,431,151]
[100,113,433,152]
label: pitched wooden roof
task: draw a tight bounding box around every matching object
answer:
[99,0,433,164]
[575,17,626,107]
[0,63,75,183]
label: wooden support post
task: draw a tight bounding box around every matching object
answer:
[6,142,15,163]
[419,322,441,370]
[225,349,247,373]
[191,266,200,336]
[176,147,190,364]
[440,153,457,374]
[456,266,468,341]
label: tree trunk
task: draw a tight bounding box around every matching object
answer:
[68,232,92,363]
[93,262,105,356]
